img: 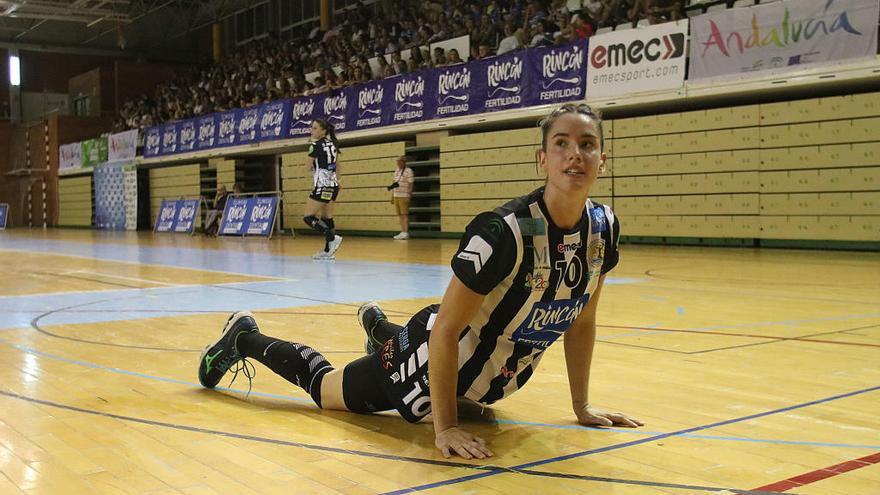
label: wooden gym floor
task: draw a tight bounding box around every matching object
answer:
[0,229,877,494]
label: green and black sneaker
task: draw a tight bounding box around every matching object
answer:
[198,311,259,389]
[358,301,388,354]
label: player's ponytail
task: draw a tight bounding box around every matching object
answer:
[314,119,340,152]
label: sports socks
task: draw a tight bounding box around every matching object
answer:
[237,333,333,407]
[369,319,404,351]
[323,217,335,250]
[303,215,335,252]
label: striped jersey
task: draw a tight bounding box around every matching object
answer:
[308,137,339,189]
[450,187,620,405]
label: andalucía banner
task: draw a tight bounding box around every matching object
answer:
[689,0,879,81]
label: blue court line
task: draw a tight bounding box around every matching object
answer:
[597,312,880,342]
[0,389,805,495]
[489,419,880,450]
[381,385,880,494]
[3,336,876,451]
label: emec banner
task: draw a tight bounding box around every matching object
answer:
[689,0,880,81]
[587,20,687,98]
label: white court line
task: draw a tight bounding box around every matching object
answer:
[0,248,285,281]
[60,269,179,287]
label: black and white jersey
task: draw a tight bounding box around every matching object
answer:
[308,137,339,189]
[450,187,619,405]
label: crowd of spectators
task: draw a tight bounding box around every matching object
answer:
[114,0,684,132]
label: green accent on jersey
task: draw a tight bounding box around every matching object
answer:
[518,217,546,236]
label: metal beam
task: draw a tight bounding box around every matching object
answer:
[81,0,174,44]
[0,40,128,56]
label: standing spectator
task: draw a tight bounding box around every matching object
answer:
[386,155,414,240]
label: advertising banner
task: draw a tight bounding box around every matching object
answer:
[160,122,178,155]
[689,0,880,81]
[216,110,238,147]
[144,126,162,157]
[59,142,82,171]
[173,199,200,233]
[197,114,218,150]
[0,203,8,229]
[288,94,323,138]
[177,119,197,153]
[235,106,260,145]
[108,129,138,162]
[245,196,278,236]
[257,100,293,141]
[432,64,477,120]
[94,162,127,230]
[154,200,178,232]
[478,51,527,113]
[384,71,432,126]
[348,79,388,131]
[321,88,349,133]
[219,197,250,235]
[587,20,688,97]
[140,39,595,159]
[524,39,588,107]
[81,137,108,167]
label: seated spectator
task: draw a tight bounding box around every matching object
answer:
[205,184,229,236]
[497,23,523,55]
[648,0,683,23]
[584,0,604,20]
[477,42,494,59]
[571,13,594,40]
[527,23,551,47]
[446,48,465,65]
[432,47,447,67]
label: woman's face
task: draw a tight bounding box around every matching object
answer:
[537,112,606,197]
[310,121,327,140]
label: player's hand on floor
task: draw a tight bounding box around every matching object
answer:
[576,404,643,428]
[435,427,493,460]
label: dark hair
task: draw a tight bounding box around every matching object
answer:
[313,118,340,150]
[538,103,604,151]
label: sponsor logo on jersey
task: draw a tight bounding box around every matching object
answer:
[456,235,493,274]
[510,295,589,348]
[524,271,548,292]
[380,339,395,370]
[588,239,605,270]
[557,240,582,253]
[590,206,607,234]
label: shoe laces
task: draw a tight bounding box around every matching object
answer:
[228,357,256,398]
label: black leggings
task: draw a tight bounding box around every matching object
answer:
[342,354,395,414]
